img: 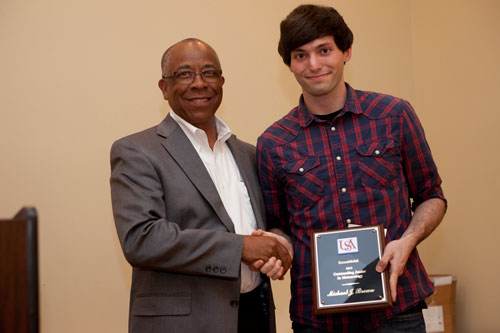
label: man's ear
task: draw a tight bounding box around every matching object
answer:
[344,47,352,63]
[158,79,168,100]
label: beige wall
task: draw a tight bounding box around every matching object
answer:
[1,0,498,332]
[410,1,500,332]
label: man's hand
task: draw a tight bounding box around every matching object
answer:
[377,198,446,302]
[248,229,294,280]
[252,229,293,258]
[242,234,292,279]
[253,256,285,280]
[376,238,415,302]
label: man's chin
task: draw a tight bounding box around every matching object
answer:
[182,107,217,121]
[304,86,333,97]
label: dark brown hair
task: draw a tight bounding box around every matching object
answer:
[278,5,353,66]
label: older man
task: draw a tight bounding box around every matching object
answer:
[110,38,291,333]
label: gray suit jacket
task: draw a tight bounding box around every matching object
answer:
[110,114,275,332]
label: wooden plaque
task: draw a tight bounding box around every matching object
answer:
[311,224,392,314]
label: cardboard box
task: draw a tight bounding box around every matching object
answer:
[423,275,457,333]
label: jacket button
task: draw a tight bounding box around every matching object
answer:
[230,300,239,308]
[220,267,226,274]
[205,265,212,273]
[213,266,219,273]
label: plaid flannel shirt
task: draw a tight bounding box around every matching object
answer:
[257,83,446,331]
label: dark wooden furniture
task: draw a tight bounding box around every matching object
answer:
[0,207,39,333]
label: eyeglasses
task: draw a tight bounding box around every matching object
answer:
[162,69,223,84]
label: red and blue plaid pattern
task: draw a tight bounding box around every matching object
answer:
[257,84,446,331]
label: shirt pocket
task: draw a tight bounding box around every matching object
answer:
[356,139,398,189]
[283,156,323,206]
[236,180,258,232]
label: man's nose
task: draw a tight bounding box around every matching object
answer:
[190,73,208,88]
[308,54,322,71]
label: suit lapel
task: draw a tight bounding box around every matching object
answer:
[157,115,236,233]
[226,137,266,230]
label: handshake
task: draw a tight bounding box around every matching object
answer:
[241,229,294,280]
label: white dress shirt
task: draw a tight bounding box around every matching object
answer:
[170,111,261,293]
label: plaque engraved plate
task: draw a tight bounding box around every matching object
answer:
[311,225,392,314]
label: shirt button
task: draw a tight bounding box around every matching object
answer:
[341,188,347,193]
[299,167,304,173]
[331,126,336,131]
[336,156,341,161]
[230,300,239,308]
[375,150,381,155]
[347,218,352,223]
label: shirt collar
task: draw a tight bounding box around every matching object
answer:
[297,82,363,128]
[169,110,232,150]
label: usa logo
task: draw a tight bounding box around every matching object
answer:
[337,237,359,254]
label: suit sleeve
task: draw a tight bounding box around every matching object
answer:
[110,137,242,279]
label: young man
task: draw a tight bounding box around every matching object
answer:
[110,38,292,333]
[257,5,447,332]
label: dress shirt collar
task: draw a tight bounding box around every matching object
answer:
[169,110,232,151]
